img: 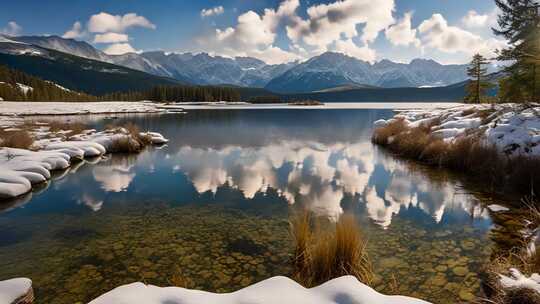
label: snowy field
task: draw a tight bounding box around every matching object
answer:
[374,103,540,157]
[0,101,164,116]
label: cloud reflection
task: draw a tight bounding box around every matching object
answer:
[173,140,485,227]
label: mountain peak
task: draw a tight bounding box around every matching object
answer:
[410,58,441,67]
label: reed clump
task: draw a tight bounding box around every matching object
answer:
[290,212,373,288]
[107,122,153,153]
[372,121,540,197]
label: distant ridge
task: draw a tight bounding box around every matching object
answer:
[1,35,476,94]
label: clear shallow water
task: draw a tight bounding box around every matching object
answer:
[0,109,499,303]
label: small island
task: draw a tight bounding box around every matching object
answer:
[288,100,324,106]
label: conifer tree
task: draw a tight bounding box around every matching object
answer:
[465,54,493,103]
[494,0,540,102]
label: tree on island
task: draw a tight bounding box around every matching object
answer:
[464,54,493,103]
[494,0,540,102]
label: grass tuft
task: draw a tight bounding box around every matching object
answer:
[106,122,153,153]
[290,212,373,287]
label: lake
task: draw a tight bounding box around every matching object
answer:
[0,108,506,303]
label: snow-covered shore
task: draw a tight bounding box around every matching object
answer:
[0,101,164,116]
[89,276,431,304]
[374,103,540,157]
[0,278,33,304]
[0,117,168,201]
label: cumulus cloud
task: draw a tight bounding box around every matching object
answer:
[200,0,398,63]
[462,10,489,28]
[93,32,129,43]
[88,12,156,33]
[103,43,138,55]
[62,21,85,39]
[385,12,421,48]
[199,0,302,64]
[418,14,506,58]
[201,6,224,18]
[286,0,395,48]
[332,39,376,62]
[1,21,22,36]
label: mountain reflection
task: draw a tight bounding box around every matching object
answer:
[172,140,487,227]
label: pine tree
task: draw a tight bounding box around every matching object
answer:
[493,0,540,102]
[464,54,493,103]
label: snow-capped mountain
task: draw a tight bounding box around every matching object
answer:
[138,52,295,87]
[1,35,293,87]
[0,35,474,93]
[266,52,469,93]
[9,35,111,63]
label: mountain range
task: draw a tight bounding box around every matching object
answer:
[0,35,474,94]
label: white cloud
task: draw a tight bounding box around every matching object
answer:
[385,12,421,48]
[1,21,22,36]
[418,13,506,58]
[199,0,396,63]
[93,32,129,43]
[62,21,85,39]
[286,0,395,48]
[332,39,376,62]
[88,12,156,33]
[462,10,489,28]
[201,6,224,18]
[103,43,138,55]
[199,0,302,64]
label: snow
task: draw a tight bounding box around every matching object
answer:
[16,83,33,94]
[500,269,540,294]
[0,278,32,304]
[0,101,164,116]
[375,104,540,157]
[90,276,431,304]
[487,204,510,212]
[45,81,72,92]
[0,120,169,200]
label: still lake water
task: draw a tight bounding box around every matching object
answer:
[0,109,502,303]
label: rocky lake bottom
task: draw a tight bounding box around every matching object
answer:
[0,200,490,303]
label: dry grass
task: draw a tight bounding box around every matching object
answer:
[371,118,408,145]
[0,129,34,149]
[47,121,87,137]
[480,197,540,304]
[372,121,540,197]
[106,122,153,153]
[290,212,373,288]
[109,136,143,153]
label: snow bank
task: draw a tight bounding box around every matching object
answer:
[0,278,32,304]
[487,204,510,212]
[375,104,540,157]
[0,124,168,200]
[500,269,540,294]
[0,148,71,199]
[90,276,430,304]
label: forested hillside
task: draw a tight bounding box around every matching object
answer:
[0,64,96,101]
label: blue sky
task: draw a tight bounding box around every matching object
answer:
[0,0,504,64]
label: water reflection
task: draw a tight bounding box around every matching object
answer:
[0,109,503,303]
[0,110,492,229]
[171,139,489,228]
